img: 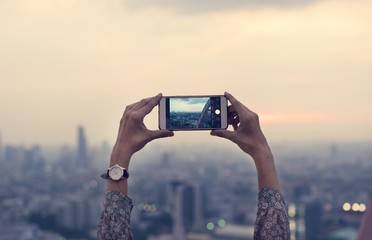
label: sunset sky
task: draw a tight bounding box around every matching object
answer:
[0,0,371,146]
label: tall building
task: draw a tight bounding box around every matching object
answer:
[183,181,204,231]
[329,143,338,162]
[171,181,186,240]
[76,126,88,168]
[305,200,323,240]
[169,179,205,237]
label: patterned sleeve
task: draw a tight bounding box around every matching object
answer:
[97,191,133,240]
[254,188,290,240]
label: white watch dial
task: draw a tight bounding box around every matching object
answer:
[109,166,123,181]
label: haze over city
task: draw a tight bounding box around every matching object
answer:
[1,0,371,146]
[1,2,372,239]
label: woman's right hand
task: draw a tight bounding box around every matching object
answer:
[211,92,270,159]
[211,92,280,190]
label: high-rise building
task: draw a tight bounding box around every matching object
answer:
[76,126,88,168]
[183,181,204,231]
[171,180,186,240]
[305,200,323,240]
[169,179,205,237]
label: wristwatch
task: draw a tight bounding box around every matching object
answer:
[101,164,129,181]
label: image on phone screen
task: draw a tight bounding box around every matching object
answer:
[166,97,223,129]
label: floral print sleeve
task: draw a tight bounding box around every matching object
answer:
[97,189,289,240]
[254,188,290,240]
[97,191,133,240]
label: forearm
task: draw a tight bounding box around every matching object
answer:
[251,145,280,191]
[254,188,290,239]
[97,191,133,240]
[106,146,132,195]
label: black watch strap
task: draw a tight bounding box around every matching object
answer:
[100,169,129,180]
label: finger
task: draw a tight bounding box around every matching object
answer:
[225,92,246,114]
[132,96,154,111]
[124,102,137,113]
[210,129,234,141]
[232,116,240,130]
[228,105,236,114]
[228,115,235,125]
[137,93,162,118]
[148,130,174,141]
[227,108,238,120]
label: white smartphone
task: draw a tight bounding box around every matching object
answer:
[158,95,228,130]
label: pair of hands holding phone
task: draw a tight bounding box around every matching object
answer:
[107,92,280,194]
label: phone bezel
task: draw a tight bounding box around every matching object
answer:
[158,95,228,131]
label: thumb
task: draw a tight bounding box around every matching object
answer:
[210,129,234,141]
[149,130,174,141]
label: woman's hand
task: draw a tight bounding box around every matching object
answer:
[211,92,269,159]
[110,93,174,168]
[107,93,173,194]
[211,92,280,190]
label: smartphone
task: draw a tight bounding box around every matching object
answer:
[158,95,228,130]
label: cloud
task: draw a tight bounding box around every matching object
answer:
[170,98,209,112]
[173,97,209,104]
[124,0,318,13]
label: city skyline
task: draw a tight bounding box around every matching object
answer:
[0,122,371,239]
[0,0,371,145]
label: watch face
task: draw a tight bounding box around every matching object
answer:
[109,166,123,181]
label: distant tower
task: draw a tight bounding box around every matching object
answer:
[161,152,170,168]
[329,144,338,162]
[77,126,88,167]
[171,180,186,239]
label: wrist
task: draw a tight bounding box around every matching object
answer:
[250,144,276,172]
[250,145,280,191]
[110,146,133,169]
[250,143,272,161]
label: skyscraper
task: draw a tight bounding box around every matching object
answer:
[305,200,323,240]
[183,181,204,231]
[169,179,205,237]
[76,126,88,168]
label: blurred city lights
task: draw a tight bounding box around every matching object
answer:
[217,219,226,227]
[138,203,158,212]
[206,222,215,231]
[343,202,367,212]
[359,203,367,212]
[343,202,351,211]
[288,204,296,217]
[352,203,360,212]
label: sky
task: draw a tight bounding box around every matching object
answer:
[0,0,371,146]
[170,97,209,112]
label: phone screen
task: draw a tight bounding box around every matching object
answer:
[164,96,225,129]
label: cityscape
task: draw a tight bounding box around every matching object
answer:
[169,97,213,129]
[1,0,371,239]
[168,97,223,129]
[169,112,203,129]
[0,127,371,240]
